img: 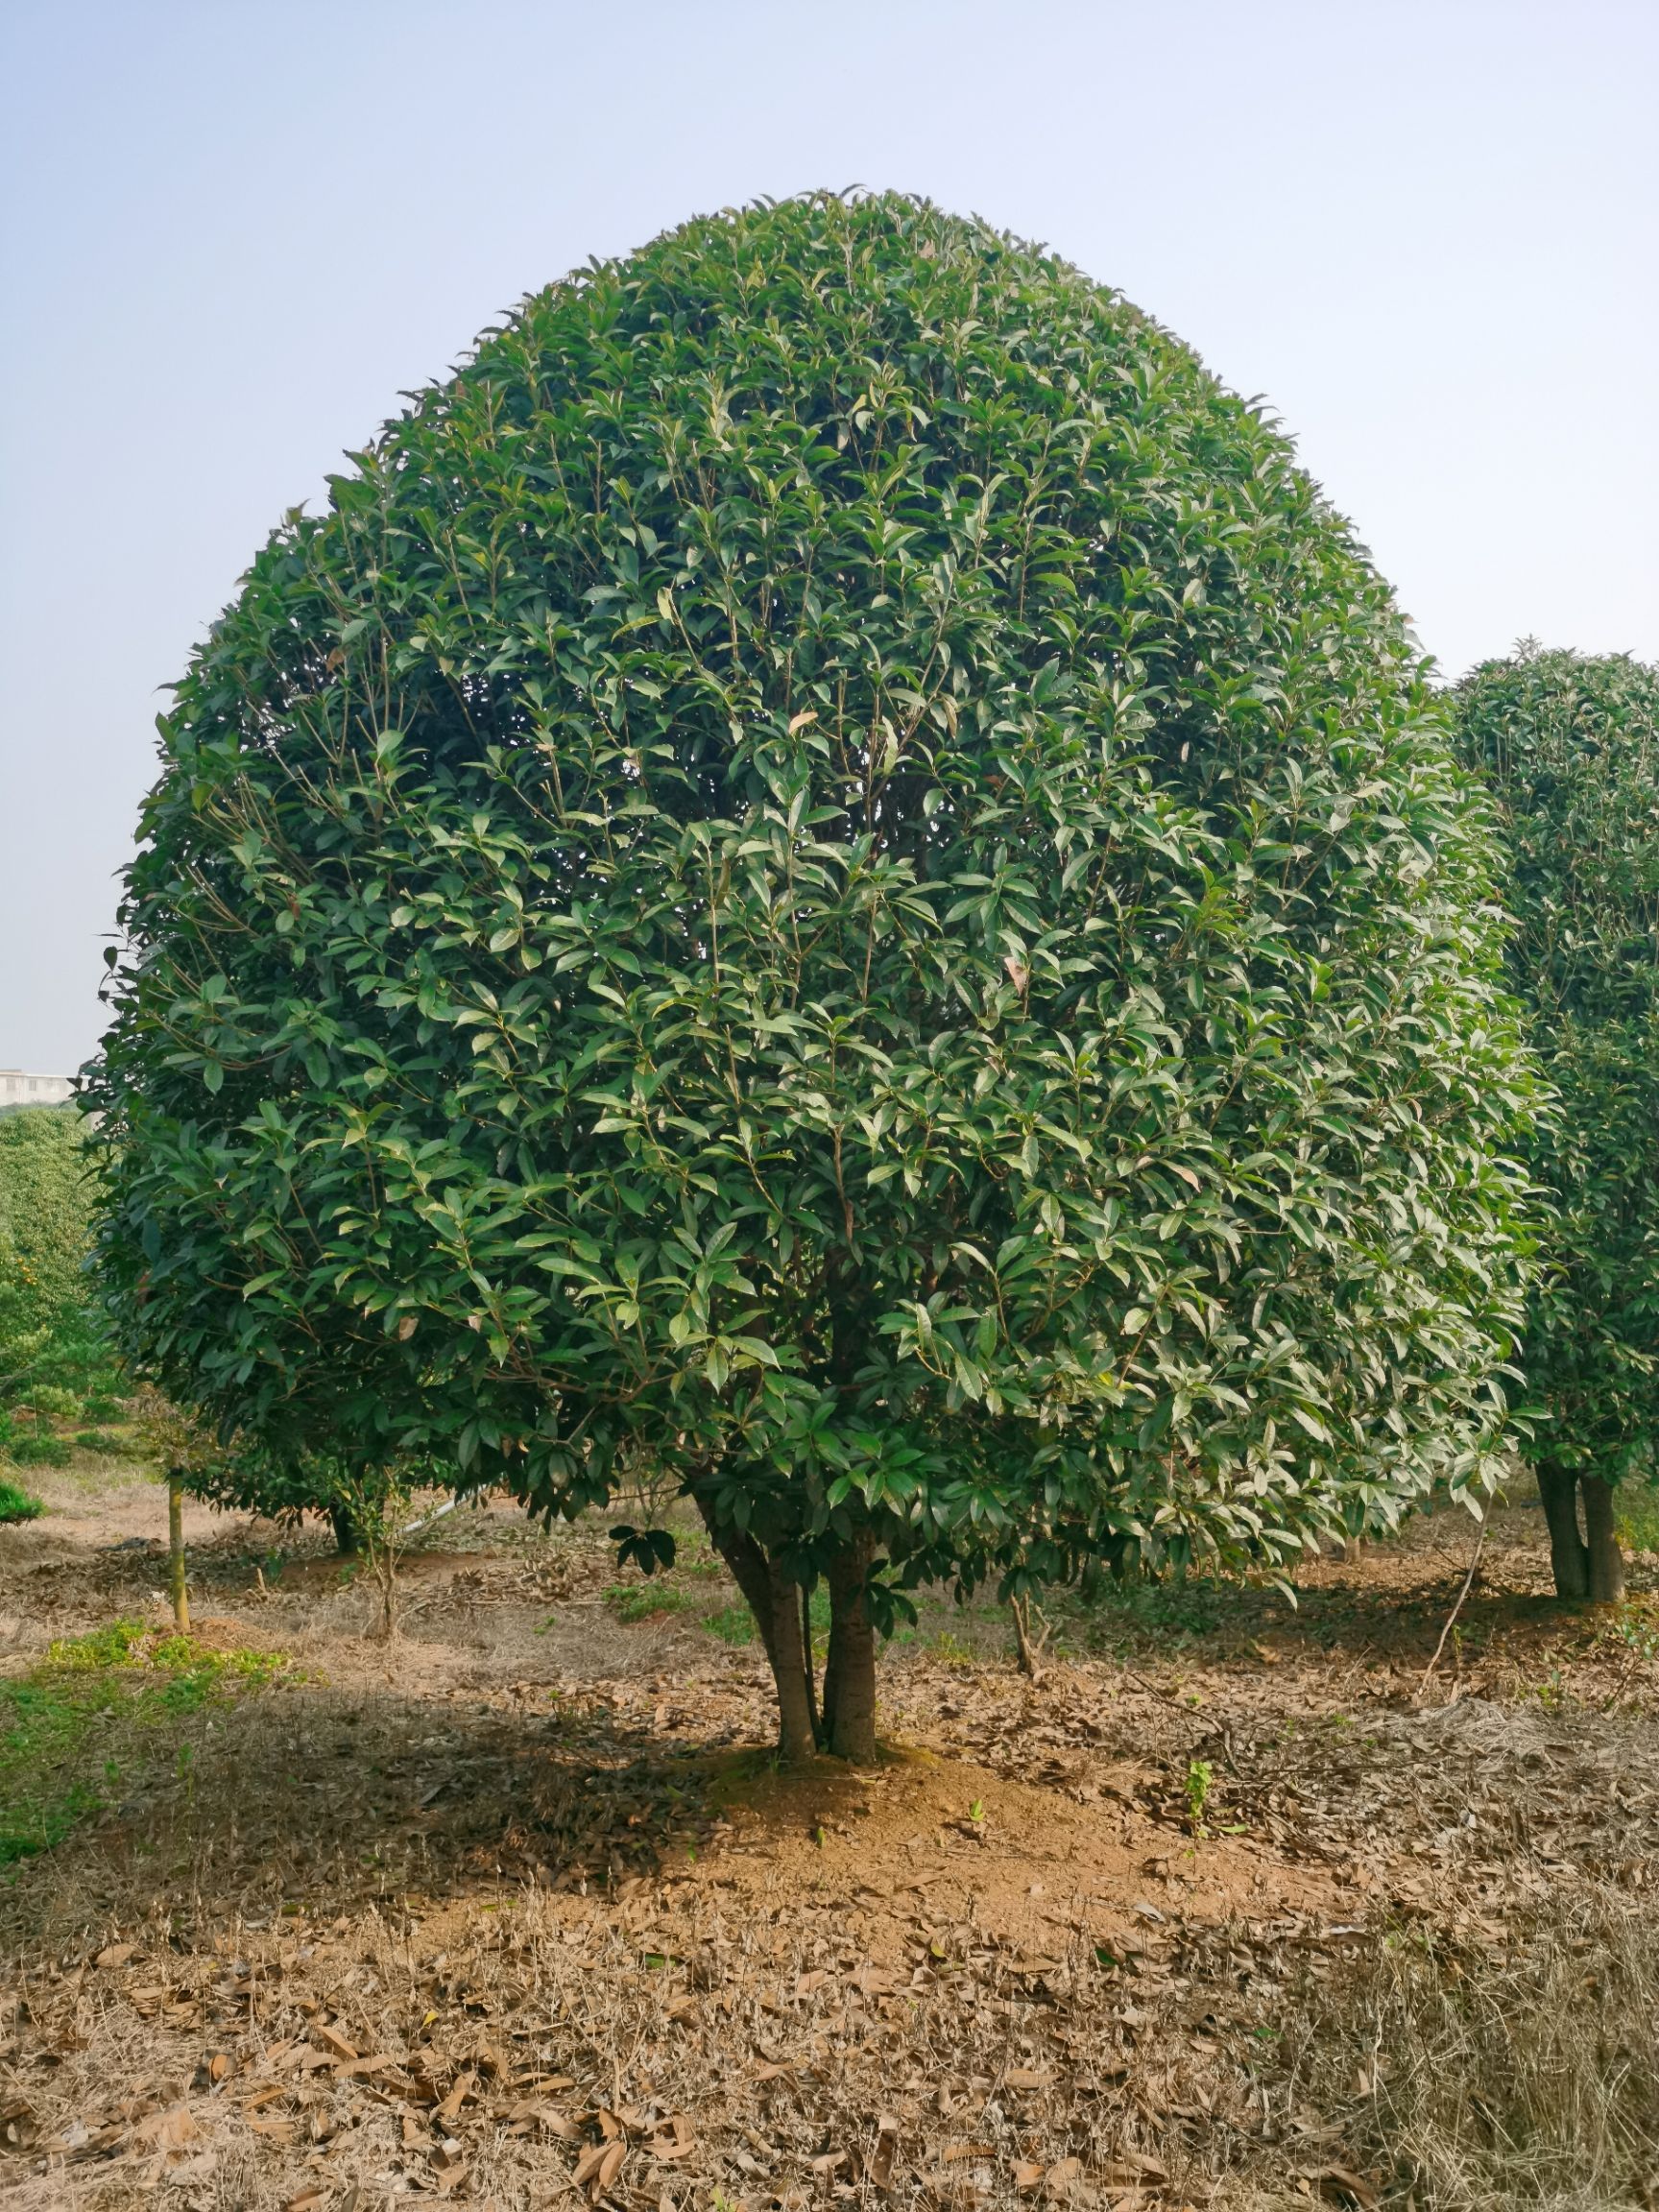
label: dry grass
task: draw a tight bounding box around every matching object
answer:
[1257,1885,1659,2211]
[4,1487,1659,2208]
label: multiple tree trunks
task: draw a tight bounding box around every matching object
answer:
[694,1500,878,1766]
[1537,1464,1625,1604]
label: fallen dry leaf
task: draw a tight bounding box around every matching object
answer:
[94,1943,136,1970]
[574,2138,629,2195]
[1302,2167,1380,2207]
[134,2106,196,2149]
[437,2067,478,2121]
[595,2139,627,2194]
[870,2113,900,2189]
[0,2100,38,2153]
[650,2112,696,2160]
[333,2054,395,2080]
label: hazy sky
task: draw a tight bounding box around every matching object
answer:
[4,0,1656,1074]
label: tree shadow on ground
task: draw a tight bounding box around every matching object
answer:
[1069,1503,1656,1676]
[0,1670,723,1960]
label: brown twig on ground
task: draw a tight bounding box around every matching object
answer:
[1418,1503,1490,1698]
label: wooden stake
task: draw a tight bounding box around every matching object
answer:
[167,1474,189,1635]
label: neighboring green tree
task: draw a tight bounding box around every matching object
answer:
[89,193,1536,1762]
[132,1386,442,1625]
[0,1108,116,1464]
[1454,644,1659,1602]
[164,1431,366,1556]
[171,1431,446,1562]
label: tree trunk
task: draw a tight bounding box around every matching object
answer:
[1011,1594,1048,1679]
[1580,1475,1625,1604]
[1537,1464,1591,1601]
[824,1532,878,1764]
[329,1503,360,1557]
[696,1503,815,1765]
[167,1475,190,1635]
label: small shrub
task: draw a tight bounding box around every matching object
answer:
[21,1385,82,1421]
[931,1629,977,1667]
[0,1109,119,1445]
[6,1433,71,1468]
[0,1477,44,1524]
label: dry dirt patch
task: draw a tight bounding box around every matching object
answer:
[3,1478,1659,2209]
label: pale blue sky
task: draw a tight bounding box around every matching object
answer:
[4,0,1656,1072]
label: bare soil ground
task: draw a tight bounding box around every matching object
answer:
[4,1463,1659,2211]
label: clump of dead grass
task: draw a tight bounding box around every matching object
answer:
[1262,1884,1659,2211]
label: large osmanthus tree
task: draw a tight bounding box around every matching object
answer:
[1454,644,1659,1603]
[89,193,1534,1761]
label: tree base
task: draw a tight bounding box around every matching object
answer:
[1538,1465,1624,1605]
[696,1500,880,1765]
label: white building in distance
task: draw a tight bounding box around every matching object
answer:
[0,1070,76,1109]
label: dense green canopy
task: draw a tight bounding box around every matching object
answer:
[0,1107,95,1318]
[90,192,1535,1754]
[0,1108,111,1450]
[1453,644,1659,1599]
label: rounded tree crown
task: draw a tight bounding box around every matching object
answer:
[1454,643,1659,1478]
[92,193,1532,1576]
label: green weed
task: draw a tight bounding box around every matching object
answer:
[701,1588,824,1648]
[1601,1604,1659,1665]
[1615,1485,1659,1557]
[932,1629,976,1666]
[0,1622,284,1866]
[46,1618,150,1668]
[1185,1758,1214,1836]
[701,1603,757,1647]
[1076,1572,1241,1654]
[604,1581,693,1623]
